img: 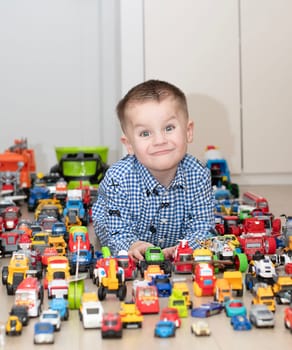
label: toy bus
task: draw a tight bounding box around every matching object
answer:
[242,192,269,213]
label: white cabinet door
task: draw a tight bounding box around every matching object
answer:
[144,0,242,173]
[241,0,292,173]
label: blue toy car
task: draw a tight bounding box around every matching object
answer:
[230,315,252,331]
[149,274,172,297]
[68,249,95,277]
[48,297,69,321]
[33,322,55,344]
[225,299,247,317]
[28,186,51,212]
[51,221,69,242]
[154,320,176,338]
[191,301,224,318]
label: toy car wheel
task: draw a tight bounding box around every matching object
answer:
[6,283,14,296]
[193,282,202,297]
[234,253,248,272]
[89,265,94,279]
[64,308,69,321]
[1,266,8,285]
[117,285,127,301]
[264,237,277,254]
[98,285,106,301]
[68,280,85,309]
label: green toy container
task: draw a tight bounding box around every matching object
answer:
[54,146,109,189]
[55,146,108,163]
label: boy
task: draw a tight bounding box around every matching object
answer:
[92,79,215,261]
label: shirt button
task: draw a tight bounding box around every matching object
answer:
[158,238,164,243]
[161,218,168,224]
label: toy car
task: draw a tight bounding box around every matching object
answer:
[249,304,275,328]
[154,320,176,338]
[230,315,252,330]
[160,307,181,328]
[190,321,211,336]
[48,297,69,321]
[284,306,292,332]
[33,322,55,344]
[9,305,29,326]
[191,301,224,318]
[5,315,22,336]
[39,309,61,331]
[101,312,123,339]
[119,301,143,329]
[224,299,247,317]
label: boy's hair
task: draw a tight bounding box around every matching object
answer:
[116,79,189,131]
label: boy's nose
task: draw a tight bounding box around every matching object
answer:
[153,132,167,144]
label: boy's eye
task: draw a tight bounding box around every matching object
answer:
[139,130,150,137]
[165,125,175,132]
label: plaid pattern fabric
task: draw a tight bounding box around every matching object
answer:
[92,154,215,255]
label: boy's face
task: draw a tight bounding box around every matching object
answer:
[121,97,194,180]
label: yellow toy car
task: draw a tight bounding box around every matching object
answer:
[6,315,22,336]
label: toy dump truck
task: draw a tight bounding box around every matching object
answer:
[223,271,243,297]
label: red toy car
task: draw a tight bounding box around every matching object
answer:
[160,307,181,328]
[284,306,292,332]
[101,312,123,339]
[134,285,160,314]
[2,206,21,231]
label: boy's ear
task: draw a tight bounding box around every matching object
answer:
[187,120,194,143]
[121,134,134,155]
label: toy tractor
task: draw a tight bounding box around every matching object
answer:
[95,257,127,301]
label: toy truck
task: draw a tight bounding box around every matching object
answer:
[203,145,239,198]
[215,215,242,236]
[79,292,104,328]
[15,277,44,317]
[44,256,70,299]
[214,278,232,302]
[95,257,127,301]
[2,251,30,295]
[139,246,172,277]
[119,301,143,328]
[149,274,172,297]
[193,263,216,297]
[251,282,276,312]
[0,138,36,196]
[223,271,243,297]
[172,281,193,309]
[172,240,194,274]
[245,252,277,291]
[273,276,292,304]
[168,289,188,318]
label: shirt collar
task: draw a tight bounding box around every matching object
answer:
[134,156,186,195]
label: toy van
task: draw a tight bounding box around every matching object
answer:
[15,277,43,317]
[79,292,104,328]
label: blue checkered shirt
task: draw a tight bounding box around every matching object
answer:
[92,154,215,256]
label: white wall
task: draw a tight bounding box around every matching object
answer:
[0,0,122,173]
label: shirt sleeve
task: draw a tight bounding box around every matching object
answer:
[92,171,139,256]
[183,168,215,249]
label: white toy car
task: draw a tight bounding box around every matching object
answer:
[40,309,61,331]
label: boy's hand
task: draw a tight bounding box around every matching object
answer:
[128,241,154,262]
[162,246,176,260]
